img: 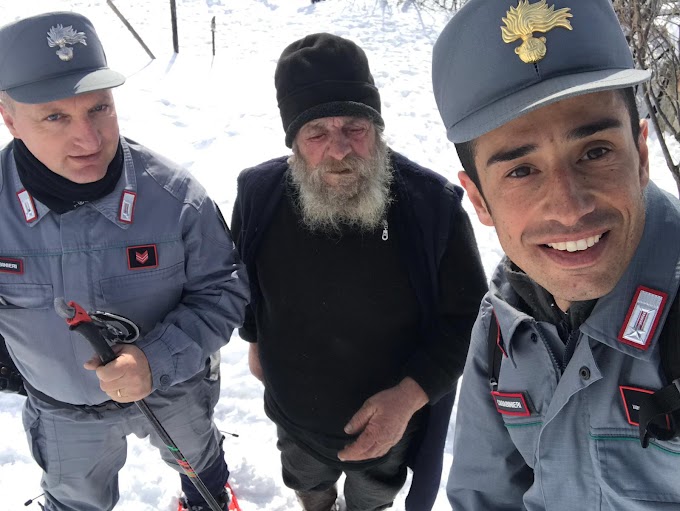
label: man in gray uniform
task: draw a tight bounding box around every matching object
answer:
[0,12,249,511]
[432,0,680,509]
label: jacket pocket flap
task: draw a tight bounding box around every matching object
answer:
[100,262,187,302]
[0,283,54,309]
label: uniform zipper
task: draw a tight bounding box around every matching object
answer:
[563,329,581,368]
[531,320,563,377]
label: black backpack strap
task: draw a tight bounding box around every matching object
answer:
[638,292,680,448]
[0,333,25,395]
[638,380,680,447]
[487,310,504,391]
[661,289,680,384]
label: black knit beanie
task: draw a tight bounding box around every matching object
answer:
[275,33,384,148]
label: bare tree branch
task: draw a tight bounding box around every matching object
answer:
[614,0,680,196]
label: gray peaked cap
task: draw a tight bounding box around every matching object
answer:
[432,0,651,143]
[0,11,125,104]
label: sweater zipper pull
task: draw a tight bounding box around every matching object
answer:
[381,219,389,241]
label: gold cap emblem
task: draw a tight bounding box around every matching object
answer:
[501,0,573,64]
[46,24,87,62]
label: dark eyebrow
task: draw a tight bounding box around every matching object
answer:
[484,117,624,167]
[486,144,537,167]
[567,118,622,141]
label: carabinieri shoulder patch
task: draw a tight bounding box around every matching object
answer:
[618,286,667,350]
[501,0,573,64]
[619,385,671,429]
[0,257,23,275]
[492,391,531,417]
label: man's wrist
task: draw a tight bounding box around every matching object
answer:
[398,377,429,413]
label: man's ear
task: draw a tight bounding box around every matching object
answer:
[458,171,494,226]
[637,119,650,189]
[0,104,19,139]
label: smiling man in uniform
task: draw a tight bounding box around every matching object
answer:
[432,0,680,509]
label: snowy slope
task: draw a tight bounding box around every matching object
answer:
[0,1,678,509]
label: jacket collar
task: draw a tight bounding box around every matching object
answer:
[10,137,137,229]
[581,182,680,360]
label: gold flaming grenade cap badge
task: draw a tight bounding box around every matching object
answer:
[501,0,573,64]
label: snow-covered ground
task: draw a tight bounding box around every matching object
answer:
[0,1,678,509]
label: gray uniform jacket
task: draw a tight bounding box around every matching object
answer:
[0,137,249,405]
[448,182,680,510]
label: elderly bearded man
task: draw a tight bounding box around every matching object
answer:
[231,33,487,511]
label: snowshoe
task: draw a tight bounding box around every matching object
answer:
[177,482,241,511]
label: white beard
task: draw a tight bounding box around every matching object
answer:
[288,136,393,234]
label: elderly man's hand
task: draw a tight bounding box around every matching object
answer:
[338,377,429,462]
[84,344,153,402]
[249,342,264,382]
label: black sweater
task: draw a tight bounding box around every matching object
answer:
[233,153,487,468]
[255,186,421,465]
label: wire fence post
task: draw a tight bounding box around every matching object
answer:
[170,0,179,53]
[107,0,155,60]
[211,16,216,56]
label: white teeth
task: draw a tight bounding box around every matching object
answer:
[547,234,602,252]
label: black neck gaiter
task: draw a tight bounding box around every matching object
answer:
[13,138,124,214]
[504,259,596,342]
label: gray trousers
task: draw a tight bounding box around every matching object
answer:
[277,426,413,511]
[22,370,223,511]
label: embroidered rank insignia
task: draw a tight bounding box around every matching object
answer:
[17,189,37,223]
[619,385,671,429]
[119,191,136,224]
[492,391,531,417]
[0,257,23,274]
[618,286,667,350]
[501,0,573,64]
[127,244,158,270]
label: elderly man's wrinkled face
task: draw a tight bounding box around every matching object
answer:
[0,89,119,184]
[460,91,650,312]
[290,116,392,233]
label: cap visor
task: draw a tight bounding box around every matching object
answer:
[6,68,126,104]
[447,68,651,143]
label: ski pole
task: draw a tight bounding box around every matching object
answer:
[54,299,224,511]
[23,492,44,508]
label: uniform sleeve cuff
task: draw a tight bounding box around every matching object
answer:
[404,352,457,404]
[138,335,176,392]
